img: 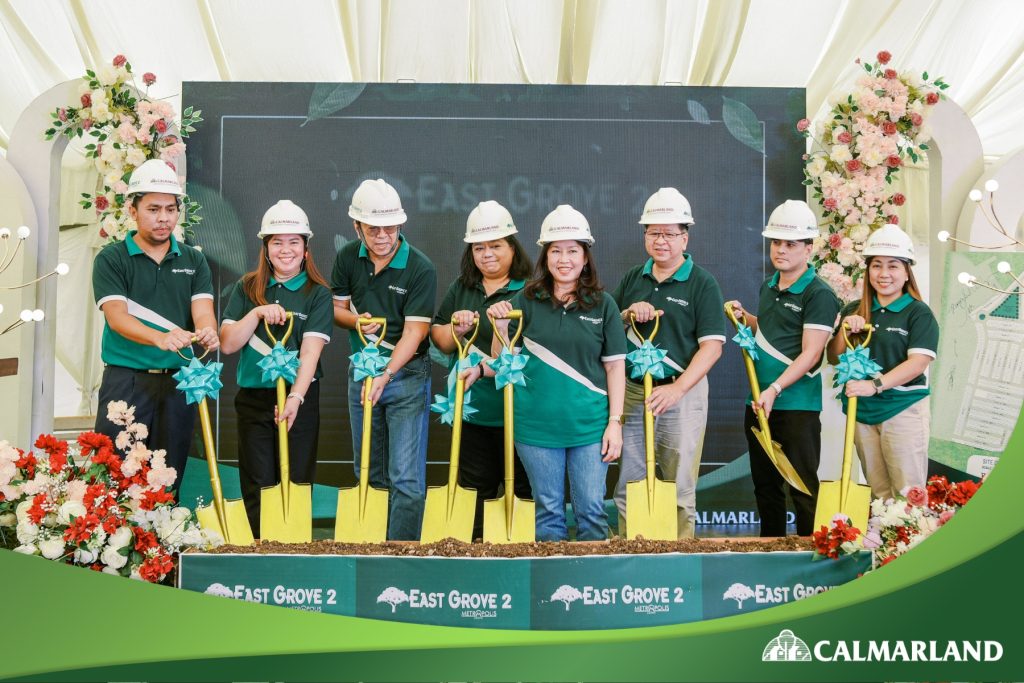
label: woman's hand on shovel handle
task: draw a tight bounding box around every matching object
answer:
[601,422,622,462]
[754,384,778,418]
[452,310,478,338]
[275,399,300,431]
[459,363,482,390]
[845,379,876,397]
[647,382,685,416]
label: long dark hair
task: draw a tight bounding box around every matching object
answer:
[242,237,329,306]
[854,255,923,326]
[524,241,603,311]
[458,235,534,289]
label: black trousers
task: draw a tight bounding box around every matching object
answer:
[457,421,533,540]
[235,383,320,537]
[744,406,821,537]
[94,365,196,493]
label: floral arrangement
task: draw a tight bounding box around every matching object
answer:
[812,513,861,560]
[796,50,949,301]
[0,401,220,582]
[44,54,203,242]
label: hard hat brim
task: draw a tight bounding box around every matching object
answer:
[761,228,818,240]
[464,226,518,243]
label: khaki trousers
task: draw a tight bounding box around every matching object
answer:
[854,398,930,501]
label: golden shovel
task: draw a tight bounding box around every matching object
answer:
[334,317,390,542]
[813,323,874,535]
[724,303,811,496]
[624,311,678,540]
[483,310,535,544]
[259,313,313,543]
[179,341,254,546]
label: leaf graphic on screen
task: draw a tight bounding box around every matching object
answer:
[185,182,247,279]
[687,100,710,125]
[304,83,367,126]
[334,234,348,254]
[721,96,764,154]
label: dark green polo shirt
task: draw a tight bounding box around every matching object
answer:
[93,231,213,370]
[752,265,841,411]
[222,271,334,389]
[330,236,437,356]
[838,294,939,424]
[509,290,627,448]
[612,255,726,380]
[433,278,525,427]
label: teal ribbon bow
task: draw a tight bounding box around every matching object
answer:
[732,324,759,361]
[487,347,529,389]
[258,342,300,384]
[173,356,224,405]
[834,345,883,386]
[431,351,483,425]
[348,344,389,382]
[626,340,669,380]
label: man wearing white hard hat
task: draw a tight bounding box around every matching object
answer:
[612,188,726,538]
[431,201,534,539]
[727,199,840,537]
[827,224,938,500]
[331,178,437,540]
[92,159,219,491]
[220,200,333,536]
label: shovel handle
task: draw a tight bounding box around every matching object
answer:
[355,316,388,348]
[628,310,662,344]
[264,312,295,346]
[450,314,481,359]
[197,398,230,541]
[841,322,875,349]
[488,310,523,350]
[175,336,212,361]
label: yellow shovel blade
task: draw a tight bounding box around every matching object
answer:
[334,485,389,543]
[482,495,535,544]
[196,499,254,546]
[750,425,811,496]
[259,482,312,543]
[624,478,678,540]
[420,484,476,543]
[814,480,872,537]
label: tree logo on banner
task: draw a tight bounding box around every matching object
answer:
[204,583,235,598]
[550,584,583,611]
[376,586,410,613]
[722,582,755,609]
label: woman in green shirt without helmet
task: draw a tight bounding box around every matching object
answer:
[219,200,333,537]
[430,200,534,539]
[828,224,938,501]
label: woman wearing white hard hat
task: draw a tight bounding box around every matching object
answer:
[827,224,938,501]
[219,200,333,537]
[431,201,534,539]
[486,205,627,541]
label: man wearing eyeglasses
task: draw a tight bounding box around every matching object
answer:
[331,178,437,540]
[611,188,726,538]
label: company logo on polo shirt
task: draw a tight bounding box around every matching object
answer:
[723,580,831,609]
[293,312,308,320]
[578,315,603,325]
[885,326,908,336]
[375,586,510,619]
[761,628,1004,663]
[171,267,196,275]
[665,296,689,307]
[782,301,803,313]
[388,284,408,295]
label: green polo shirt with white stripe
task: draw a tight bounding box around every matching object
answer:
[612,255,726,380]
[433,278,525,427]
[92,231,213,370]
[751,265,840,411]
[222,271,334,389]
[838,294,939,424]
[330,236,437,356]
[509,290,627,448]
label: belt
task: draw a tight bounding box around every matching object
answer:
[628,375,676,388]
[107,365,177,375]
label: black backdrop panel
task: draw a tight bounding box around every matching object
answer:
[183,82,805,497]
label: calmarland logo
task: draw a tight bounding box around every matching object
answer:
[885,326,909,336]
[171,267,196,275]
[782,301,803,313]
[388,284,408,295]
[578,315,603,325]
[763,629,812,661]
[665,296,689,307]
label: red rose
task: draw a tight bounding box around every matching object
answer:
[837,131,853,144]
[877,50,892,65]
[823,197,838,211]
[80,93,92,108]
[98,228,108,239]
[884,68,897,80]
[139,488,175,511]
[888,215,899,225]
[15,451,36,479]
[926,92,939,105]
[143,72,157,86]
[81,118,93,130]
[910,112,923,126]
[78,431,113,456]
[164,161,176,172]
[112,54,127,67]
[905,485,928,507]
[27,493,48,525]
[828,232,844,249]
[154,119,168,134]
[163,135,178,146]
[882,121,897,135]
[886,155,902,168]
[845,159,862,173]
[94,195,109,211]
[796,118,811,132]
[892,192,906,206]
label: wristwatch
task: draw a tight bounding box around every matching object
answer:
[384,367,396,384]
[871,375,885,394]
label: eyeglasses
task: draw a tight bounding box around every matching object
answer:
[362,225,400,237]
[644,231,685,242]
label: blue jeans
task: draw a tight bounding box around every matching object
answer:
[514,441,609,541]
[348,354,431,540]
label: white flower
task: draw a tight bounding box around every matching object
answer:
[15,499,33,522]
[57,500,87,525]
[0,512,15,527]
[129,569,144,581]
[849,224,870,243]
[14,544,38,555]
[830,145,852,163]
[21,474,51,496]
[126,147,147,167]
[65,479,87,504]
[90,89,112,122]
[106,400,135,425]
[807,156,827,178]
[38,537,66,560]
[171,506,192,522]
[101,544,129,569]
[102,565,121,576]
[74,548,99,565]
[96,64,119,86]
[16,521,38,544]
[101,214,121,237]
[109,524,133,548]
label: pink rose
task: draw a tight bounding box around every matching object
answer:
[823,198,838,211]
[910,112,923,126]
[154,119,168,134]
[886,154,902,168]
[58,108,68,122]
[112,54,127,67]
[164,161,177,172]
[938,509,955,526]
[882,121,897,136]
[837,131,853,144]
[877,50,892,65]
[926,92,939,105]
[796,118,811,132]
[143,72,157,86]
[892,192,906,206]
[904,485,928,507]
[828,233,843,249]
[94,196,109,211]
[80,93,92,108]
[888,214,899,225]
[162,135,178,146]
[884,68,897,80]
[99,227,108,239]
[845,159,862,173]
[81,118,93,130]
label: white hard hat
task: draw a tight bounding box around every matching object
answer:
[639,187,694,226]
[465,201,517,243]
[864,223,915,265]
[258,200,313,239]
[762,200,819,240]
[127,159,183,197]
[348,179,407,227]
[537,204,594,246]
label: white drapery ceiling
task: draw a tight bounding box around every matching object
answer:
[1,0,1022,161]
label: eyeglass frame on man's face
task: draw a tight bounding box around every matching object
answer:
[643,228,687,242]
[360,224,401,237]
